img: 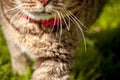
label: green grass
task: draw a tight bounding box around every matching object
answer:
[0,0,120,80]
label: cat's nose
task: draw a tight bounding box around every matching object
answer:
[39,0,48,6]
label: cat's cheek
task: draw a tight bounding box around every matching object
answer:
[45,5,53,13]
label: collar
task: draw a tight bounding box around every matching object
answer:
[21,15,61,28]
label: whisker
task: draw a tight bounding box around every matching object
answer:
[4,4,24,13]
[64,10,87,52]
[13,9,26,27]
[48,11,57,35]
[54,10,63,42]
[14,12,24,26]
[68,15,71,31]
[61,7,88,31]
[10,10,21,23]
[68,10,96,33]
[60,12,70,31]
[52,10,60,40]
[67,10,89,31]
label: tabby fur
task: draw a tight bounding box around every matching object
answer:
[0,0,104,80]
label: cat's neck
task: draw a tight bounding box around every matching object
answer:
[21,15,61,28]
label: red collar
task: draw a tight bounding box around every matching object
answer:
[21,15,60,28]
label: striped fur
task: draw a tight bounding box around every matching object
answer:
[0,0,104,80]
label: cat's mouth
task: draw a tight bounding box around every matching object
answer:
[21,15,61,28]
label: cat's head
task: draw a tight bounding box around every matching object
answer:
[3,0,104,29]
[15,0,83,20]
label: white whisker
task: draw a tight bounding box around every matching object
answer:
[64,10,87,52]
[4,4,24,13]
[10,10,21,23]
[52,10,60,40]
[14,12,24,26]
[60,12,70,31]
[68,16,71,31]
[67,10,89,31]
[48,11,57,35]
[54,10,63,42]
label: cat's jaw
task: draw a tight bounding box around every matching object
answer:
[20,4,61,27]
[25,12,56,20]
[21,15,61,28]
[22,4,55,20]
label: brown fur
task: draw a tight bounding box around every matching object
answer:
[0,0,104,80]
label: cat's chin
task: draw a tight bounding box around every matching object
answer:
[26,12,56,21]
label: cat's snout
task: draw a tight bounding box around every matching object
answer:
[39,0,48,6]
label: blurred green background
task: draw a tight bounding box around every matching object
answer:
[0,0,120,80]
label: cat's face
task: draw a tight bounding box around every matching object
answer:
[15,0,82,20]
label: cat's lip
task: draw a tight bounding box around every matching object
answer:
[21,15,61,28]
[31,11,51,15]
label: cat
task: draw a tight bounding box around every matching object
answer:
[0,0,104,80]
